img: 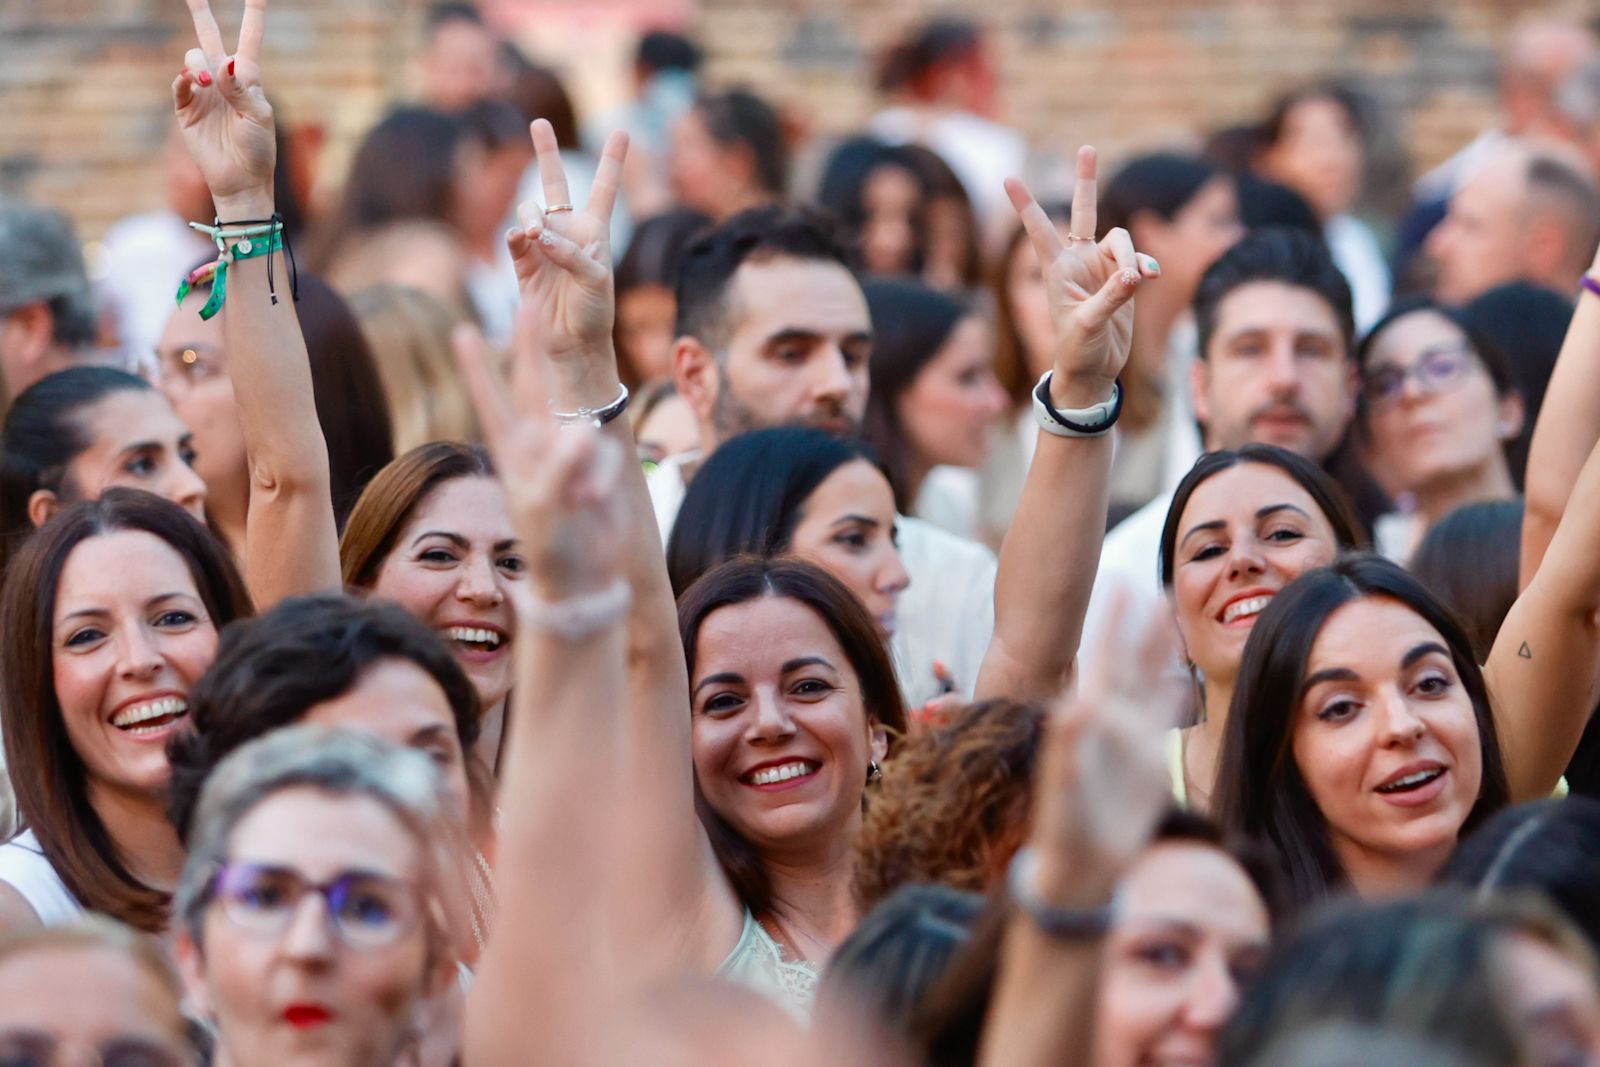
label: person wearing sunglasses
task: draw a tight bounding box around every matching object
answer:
[1355,299,1526,561]
[0,917,196,1067]
[173,726,464,1067]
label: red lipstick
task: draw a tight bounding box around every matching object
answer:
[284,1003,333,1029]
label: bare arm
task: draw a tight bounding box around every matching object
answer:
[975,150,1157,702]
[174,0,340,608]
[1487,418,1600,800]
[498,124,737,975]
[1520,253,1600,587]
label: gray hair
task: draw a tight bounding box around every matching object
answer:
[0,198,96,347]
[175,725,461,947]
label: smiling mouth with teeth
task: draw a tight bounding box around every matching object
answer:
[743,761,818,786]
[1377,768,1444,794]
[110,696,188,735]
[1221,595,1273,625]
[444,626,503,652]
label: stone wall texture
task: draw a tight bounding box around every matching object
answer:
[0,0,1584,239]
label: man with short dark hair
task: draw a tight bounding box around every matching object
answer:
[1428,144,1600,304]
[652,205,996,704]
[1077,228,1361,686]
[0,198,100,407]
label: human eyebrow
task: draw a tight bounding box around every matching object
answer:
[830,514,879,528]
[116,440,163,459]
[693,672,744,696]
[143,592,197,610]
[1179,519,1226,550]
[781,656,836,674]
[410,531,470,549]
[1401,642,1451,669]
[1299,666,1360,700]
[1256,504,1312,522]
[492,538,522,553]
[760,328,824,351]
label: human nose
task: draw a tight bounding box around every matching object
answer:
[1183,951,1241,1030]
[115,624,164,681]
[1377,687,1426,747]
[878,545,911,597]
[1225,537,1266,581]
[454,552,504,607]
[980,376,1009,418]
[166,461,208,517]
[811,348,855,407]
[280,888,337,964]
[1263,341,1299,394]
[744,688,797,743]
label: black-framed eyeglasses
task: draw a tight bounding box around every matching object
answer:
[0,1030,190,1067]
[1361,342,1477,409]
[205,862,421,949]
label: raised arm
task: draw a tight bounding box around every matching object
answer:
[173,0,340,606]
[1486,412,1600,800]
[453,326,631,1066]
[1520,254,1600,586]
[498,127,736,974]
[978,613,1178,1067]
[974,149,1157,702]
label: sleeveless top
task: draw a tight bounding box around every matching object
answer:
[715,909,819,1015]
[0,830,84,926]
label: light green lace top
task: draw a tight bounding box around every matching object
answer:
[716,909,819,1015]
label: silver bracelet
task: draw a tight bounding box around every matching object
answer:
[1007,846,1116,939]
[549,382,630,428]
[523,578,632,640]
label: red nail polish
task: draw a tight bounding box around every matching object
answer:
[197,70,213,87]
[227,58,235,77]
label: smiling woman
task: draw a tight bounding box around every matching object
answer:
[0,367,207,577]
[0,490,251,934]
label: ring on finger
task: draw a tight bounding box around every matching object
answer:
[1066,232,1095,243]
[545,203,576,214]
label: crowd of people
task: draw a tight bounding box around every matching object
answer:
[6,0,1600,1063]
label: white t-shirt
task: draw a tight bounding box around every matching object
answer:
[649,456,996,707]
[0,829,84,927]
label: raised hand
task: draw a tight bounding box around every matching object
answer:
[509,121,630,367]
[1025,595,1184,904]
[173,0,275,217]
[1005,148,1160,408]
[454,312,626,601]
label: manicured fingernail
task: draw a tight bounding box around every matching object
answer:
[1121,269,1138,286]
[1143,255,1161,274]
[538,231,557,247]
[197,70,213,87]
[227,58,236,77]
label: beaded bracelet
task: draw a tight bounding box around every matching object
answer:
[174,214,298,320]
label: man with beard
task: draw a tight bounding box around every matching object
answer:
[1076,228,1360,692]
[652,205,996,705]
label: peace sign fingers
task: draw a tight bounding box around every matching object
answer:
[184,0,228,71]
[1069,146,1099,244]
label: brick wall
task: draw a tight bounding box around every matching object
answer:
[0,0,1572,241]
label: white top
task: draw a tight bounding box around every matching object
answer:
[0,830,84,927]
[648,455,997,708]
[96,211,216,370]
[1325,214,1392,334]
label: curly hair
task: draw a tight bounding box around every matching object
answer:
[854,699,1045,912]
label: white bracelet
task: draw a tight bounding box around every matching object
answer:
[549,382,630,428]
[523,578,631,639]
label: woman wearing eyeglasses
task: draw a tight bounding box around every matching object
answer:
[174,726,463,1067]
[1354,300,1525,561]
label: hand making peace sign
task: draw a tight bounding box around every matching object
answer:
[173,0,275,218]
[509,121,631,368]
[1006,148,1161,408]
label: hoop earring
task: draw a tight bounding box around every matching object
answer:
[867,760,882,783]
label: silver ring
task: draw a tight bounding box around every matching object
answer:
[1066,231,1095,243]
[545,203,576,214]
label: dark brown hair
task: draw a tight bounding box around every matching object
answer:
[1212,554,1511,916]
[339,441,495,589]
[676,556,907,916]
[0,489,252,932]
[990,201,1069,409]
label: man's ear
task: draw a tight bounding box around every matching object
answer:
[26,488,59,530]
[0,303,53,386]
[1190,357,1213,430]
[673,336,719,427]
[1523,215,1567,285]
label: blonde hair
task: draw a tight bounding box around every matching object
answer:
[347,284,480,454]
[0,917,187,1037]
